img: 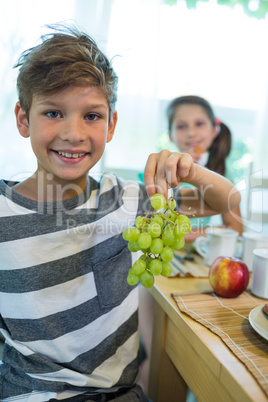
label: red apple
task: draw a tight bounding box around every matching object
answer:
[209,256,249,298]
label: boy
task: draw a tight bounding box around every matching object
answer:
[0,24,241,400]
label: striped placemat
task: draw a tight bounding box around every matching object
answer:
[172,291,268,396]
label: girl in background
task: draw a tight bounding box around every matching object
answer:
[167,95,243,241]
[138,96,243,396]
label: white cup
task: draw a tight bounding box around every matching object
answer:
[194,227,239,266]
[241,232,268,272]
[251,248,268,299]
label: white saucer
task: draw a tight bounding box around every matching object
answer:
[249,305,268,341]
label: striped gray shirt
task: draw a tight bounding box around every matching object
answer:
[0,173,155,401]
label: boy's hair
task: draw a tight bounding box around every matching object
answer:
[167,95,231,176]
[14,24,118,120]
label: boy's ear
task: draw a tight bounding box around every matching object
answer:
[14,102,30,138]
[106,111,118,143]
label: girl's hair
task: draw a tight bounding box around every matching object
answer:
[167,95,231,176]
[14,24,118,121]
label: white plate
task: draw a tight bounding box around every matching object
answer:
[249,305,268,341]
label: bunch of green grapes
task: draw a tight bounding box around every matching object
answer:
[122,194,191,288]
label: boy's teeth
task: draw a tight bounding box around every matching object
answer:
[58,151,85,158]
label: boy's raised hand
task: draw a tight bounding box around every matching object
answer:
[144,150,196,199]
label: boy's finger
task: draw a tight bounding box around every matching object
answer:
[143,153,158,198]
[177,154,195,180]
[162,153,179,188]
[144,153,169,199]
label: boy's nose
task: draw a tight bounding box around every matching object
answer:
[60,119,86,143]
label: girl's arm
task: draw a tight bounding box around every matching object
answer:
[144,150,241,217]
[221,206,243,236]
[183,205,243,243]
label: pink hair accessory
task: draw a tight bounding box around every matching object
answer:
[215,117,221,135]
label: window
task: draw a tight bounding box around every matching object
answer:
[1,0,267,186]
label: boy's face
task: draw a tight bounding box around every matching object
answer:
[15,85,117,189]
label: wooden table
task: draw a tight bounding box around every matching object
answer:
[147,275,267,402]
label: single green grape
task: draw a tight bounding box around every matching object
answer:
[160,246,174,262]
[168,197,176,210]
[149,259,162,275]
[128,240,141,252]
[162,224,175,246]
[132,259,146,275]
[122,227,140,242]
[165,209,177,222]
[151,215,164,228]
[148,222,162,238]
[171,236,185,250]
[141,223,150,233]
[161,262,173,277]
[174,224,181,237]
[150,238,164,254]
[138,232,152,249]
[174,215,191,236]
[135,216,144,229]
[150,193,166,210]
[127,269,140,285]
[140,270,155,288]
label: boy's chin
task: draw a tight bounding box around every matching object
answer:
[36,170,89,186]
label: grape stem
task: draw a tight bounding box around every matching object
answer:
[158,212,178,227]
[140,206,153,230]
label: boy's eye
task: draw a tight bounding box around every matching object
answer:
[196,121,205,127]
[46,111,61,118]
[85,113,99,121]
[176,124,185,130]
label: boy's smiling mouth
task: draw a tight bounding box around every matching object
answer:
[52,150,89,161]
[57,151,87,158]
